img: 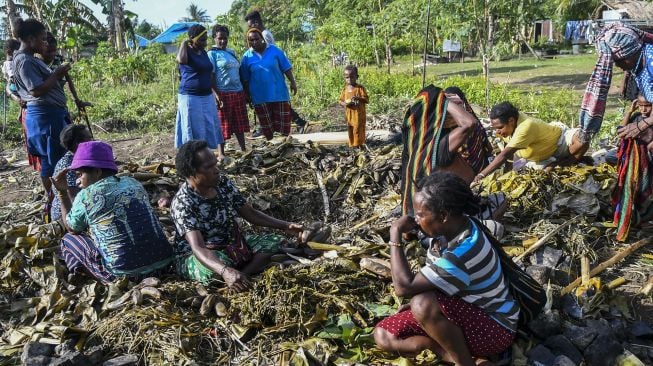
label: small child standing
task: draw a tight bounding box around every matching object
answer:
[339,65,368,148]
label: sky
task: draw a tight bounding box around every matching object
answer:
[81,0,236,30]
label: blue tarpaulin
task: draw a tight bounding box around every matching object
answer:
[151,22,200,44]
[128,34,150,48]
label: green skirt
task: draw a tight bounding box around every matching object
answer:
[176,234,283,283]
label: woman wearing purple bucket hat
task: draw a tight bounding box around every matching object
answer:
[50,141,174,283]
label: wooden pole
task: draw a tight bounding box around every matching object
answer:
[561,238,652,295]
[422,0,432,88]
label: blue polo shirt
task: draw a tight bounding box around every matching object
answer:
[207,47,243,92]
[240,44,292,105]
[178,47,213,96]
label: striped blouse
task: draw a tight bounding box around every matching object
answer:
[420,218,520,331]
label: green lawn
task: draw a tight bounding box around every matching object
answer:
[392,54,608,91]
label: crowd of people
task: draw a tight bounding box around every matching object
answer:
[3,11,653,365]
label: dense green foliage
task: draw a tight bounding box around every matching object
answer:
[225,0,601,66]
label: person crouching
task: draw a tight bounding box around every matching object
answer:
[51,141,174,283]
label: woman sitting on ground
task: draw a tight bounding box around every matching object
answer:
[50,124,92,221]
[51,141,174,283]
[613,94,653,241]
[171,140,304,292]
[375,171,519,366]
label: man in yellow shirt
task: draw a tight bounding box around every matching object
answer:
[475,102,581,181]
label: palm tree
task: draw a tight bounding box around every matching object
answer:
[91,0,129,50]
[179,3,210,23]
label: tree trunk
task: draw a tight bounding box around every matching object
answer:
[411,45,415,76]
[113,0,125,50]
[385,37,392,74]
[372,25,381,67]
[5,0,20,38]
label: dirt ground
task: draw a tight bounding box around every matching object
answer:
[0,132,176,208]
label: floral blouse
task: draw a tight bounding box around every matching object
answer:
[170,177,247,256]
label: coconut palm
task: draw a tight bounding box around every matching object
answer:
[179,3,211,23]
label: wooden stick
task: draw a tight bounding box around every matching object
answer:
[562,237,652,295]
[581,256,590,286]
[350,213,382,231]
[515,216,579,262]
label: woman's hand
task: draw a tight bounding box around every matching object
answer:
[221,267,251,292]
[289,80,297,95]
[284,222,305,243]
[618,121,646,139]
[53,62,72,77]
[216,97,224,110]
[390,215,418,236]
[50,168,70,193]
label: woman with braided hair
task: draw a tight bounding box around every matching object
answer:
[374,171,519,366]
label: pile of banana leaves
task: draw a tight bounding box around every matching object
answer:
[0,137,651,365]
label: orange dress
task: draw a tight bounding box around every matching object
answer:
[339,85,368,147]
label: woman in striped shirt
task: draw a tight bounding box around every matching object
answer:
[375,171,519,365]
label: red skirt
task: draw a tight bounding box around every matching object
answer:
[217,91,250,139]
[375,291,515,357]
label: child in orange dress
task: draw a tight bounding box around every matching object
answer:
[339,65,368,147]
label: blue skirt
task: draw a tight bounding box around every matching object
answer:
[175,94,223,149]
[25,104,70,177]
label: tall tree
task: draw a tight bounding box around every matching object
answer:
[90,0,129,50]
[179,3,211,23]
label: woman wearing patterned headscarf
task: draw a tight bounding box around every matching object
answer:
[580,22,653,143]
[583,22,653,241]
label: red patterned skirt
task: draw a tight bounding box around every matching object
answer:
[217,91,250,139]
[375,291,515,357]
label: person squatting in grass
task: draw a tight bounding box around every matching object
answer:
[374,171,519,366]
[175,24,225,159]
[474,101,583,181]
[170,140,305,292]
[12,18,89,221]
[338,65,368,148]
[240,28,298,141]
[51,141,174,283]
[244,9,308,134]
[208,24,249,152]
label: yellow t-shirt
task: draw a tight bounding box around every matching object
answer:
[506,113,562,161]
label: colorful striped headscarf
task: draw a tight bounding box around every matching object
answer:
[400,85,447,215]
[579,22,653,143]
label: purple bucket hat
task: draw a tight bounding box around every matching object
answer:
[70,141,118,172]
